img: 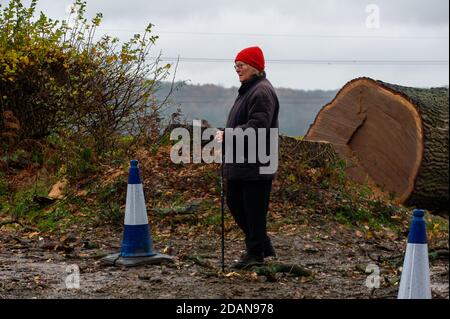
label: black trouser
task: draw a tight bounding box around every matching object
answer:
[226,179,273,256]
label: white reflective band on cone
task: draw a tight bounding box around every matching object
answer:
[398,244,431,299]
[124,184,149,226]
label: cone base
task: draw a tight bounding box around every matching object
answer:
[101,253,174,267]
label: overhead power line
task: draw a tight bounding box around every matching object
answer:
[156,57,449,66]
[98,28,449,40]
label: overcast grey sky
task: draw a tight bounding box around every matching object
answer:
[10,0,449,90]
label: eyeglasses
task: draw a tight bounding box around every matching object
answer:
[234,63,247,70]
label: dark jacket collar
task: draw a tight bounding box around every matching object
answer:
[238,71,266,95]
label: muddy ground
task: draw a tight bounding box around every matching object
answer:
[0,216,448,299]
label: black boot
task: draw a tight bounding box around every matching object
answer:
[264,241,276,258]
[232,252,264,269]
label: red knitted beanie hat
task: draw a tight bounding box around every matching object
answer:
[235,46,265,72]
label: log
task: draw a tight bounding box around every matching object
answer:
[305,77,449,212]
[252,262,312,277]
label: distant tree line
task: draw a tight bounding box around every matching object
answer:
[155,82,337,136]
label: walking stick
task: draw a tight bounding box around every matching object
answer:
[220,153,225,272]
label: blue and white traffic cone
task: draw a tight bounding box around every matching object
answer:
[397,209,431,299]
[102,160,173,266]
[120,159,154,257]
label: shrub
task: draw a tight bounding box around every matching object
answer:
[0,0,175,152]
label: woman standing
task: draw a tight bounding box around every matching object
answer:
[216,46,280,269]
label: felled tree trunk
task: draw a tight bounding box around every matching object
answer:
[305,77,449,212]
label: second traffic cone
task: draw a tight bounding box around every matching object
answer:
[102,160,173,266]
[397,209,431,299]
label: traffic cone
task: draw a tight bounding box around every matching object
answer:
[397,209,431,299]
[102,160,173,266]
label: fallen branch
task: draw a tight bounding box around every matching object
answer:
[186,254,216,269]
[0,220,22,227]
[253,262,312,277]
[0,219,37,232]
[429,249,449,261]
[154,200,203,217]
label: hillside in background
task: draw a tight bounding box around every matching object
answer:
[156,82,338,136]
